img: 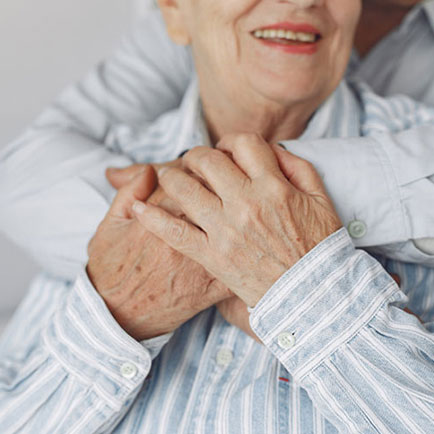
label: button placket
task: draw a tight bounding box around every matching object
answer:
[216,348,234,367]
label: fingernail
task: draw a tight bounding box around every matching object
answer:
[132,200,147,215]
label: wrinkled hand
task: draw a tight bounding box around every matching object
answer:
[107,160,186,219]
[132,133,342,308]
[87,161,232,341]
[107,162,262,342]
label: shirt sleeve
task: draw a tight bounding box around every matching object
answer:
[0,9,193,280]
[249,228,434,433]
[282,123,434,267]
[0,271,170,433]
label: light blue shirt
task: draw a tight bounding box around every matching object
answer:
[1,3,434,433]
[1,68,434,433]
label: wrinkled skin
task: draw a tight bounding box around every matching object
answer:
[134,134,343,308]
[105,161,262,342]
[87,160,233,341]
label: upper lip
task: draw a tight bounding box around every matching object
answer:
[252,21,322,37]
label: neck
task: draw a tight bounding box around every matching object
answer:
[198,79,316,146]
[355,1,415,57]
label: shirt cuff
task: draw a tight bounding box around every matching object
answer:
[249,228,405,382]
[44,270,152,409]
[280,137,407,247]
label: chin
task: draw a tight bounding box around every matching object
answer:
[249,71,328,108]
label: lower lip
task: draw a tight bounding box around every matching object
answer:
[256,38,319,55]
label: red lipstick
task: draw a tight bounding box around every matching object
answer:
[252,22,321,55]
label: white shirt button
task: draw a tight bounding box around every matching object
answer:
[120,362,138,379]
[216,349,233,366]
[348,220,367,239]
[277,332,296,349]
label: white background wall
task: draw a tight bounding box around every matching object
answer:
[0,0,152,331]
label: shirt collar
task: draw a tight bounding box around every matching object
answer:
[397,1,434,35]
[348,1,434,72]
[298,80,361,140]
[422,0,434,33]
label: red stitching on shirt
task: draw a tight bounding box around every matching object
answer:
[278,377,290,383]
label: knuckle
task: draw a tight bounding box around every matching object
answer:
[201,148,224,169]
[236,132,263,147]
[183,146,207,165]
[190,148,220,172]
[299,158,315,172]
[167,220,187,244]
[218,132,264,155]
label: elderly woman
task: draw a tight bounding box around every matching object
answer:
[1,0,434,433]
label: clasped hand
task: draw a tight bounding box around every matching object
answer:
[132,133,342,308]
[88,133,341,343]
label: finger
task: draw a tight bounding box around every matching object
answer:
[271,143,326,195]
[132,200,208,264]
[109,165,157,219]
[216,133,284,180]
[106,164,150,190]
[182,146,248,201]
[157,166,221,231]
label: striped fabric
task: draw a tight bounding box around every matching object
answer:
[1,2,434,433]
[1,69,434,432]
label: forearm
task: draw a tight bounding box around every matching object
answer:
[249,229,434,432]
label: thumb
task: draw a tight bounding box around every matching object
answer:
[106,164,149,190]
[109,165,157,219]
[271,143,326,195]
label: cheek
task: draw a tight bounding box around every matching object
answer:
[327,1,361,69]
[332,0,362,40]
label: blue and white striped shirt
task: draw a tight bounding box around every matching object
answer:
[1,73,434,432]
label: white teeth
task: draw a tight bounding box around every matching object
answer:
[296,32,315,42]
[253,29,317,43]
[286,30,296,40]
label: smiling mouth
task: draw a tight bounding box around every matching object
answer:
[252,28,321,45]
